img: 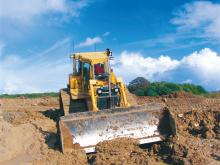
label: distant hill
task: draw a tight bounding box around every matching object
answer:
[127,77,207,96]
[127,77,150,96]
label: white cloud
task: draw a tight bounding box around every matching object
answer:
[0,38,72,94]
[171,1,220,41]
[0,0,89,23]
[112,51,179,82]
[76,36,102,48]
[103,32,110,37]
[181,48,220,88]
[112,48,220,91]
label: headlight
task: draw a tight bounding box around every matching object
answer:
[97,89,102,94]
[114,88,119,92]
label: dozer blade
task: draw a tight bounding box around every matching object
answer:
[59,103,176,153]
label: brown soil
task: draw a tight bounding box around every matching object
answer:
[88,138,161,165]
[0,93,220,165]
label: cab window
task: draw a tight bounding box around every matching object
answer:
[83,62,90,91]
[73,59,82,76]
[76,60,82,75]
[94,63,105,75]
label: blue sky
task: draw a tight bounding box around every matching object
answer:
[1,0,220,93]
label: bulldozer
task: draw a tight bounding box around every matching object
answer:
[59,49,176,153]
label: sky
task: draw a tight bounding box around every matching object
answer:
[0,0,220,94]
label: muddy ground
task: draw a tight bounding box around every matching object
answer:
[0,93,220,165]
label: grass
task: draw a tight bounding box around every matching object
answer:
[0,92,59,99]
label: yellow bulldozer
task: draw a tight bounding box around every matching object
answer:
[59,49,176,153]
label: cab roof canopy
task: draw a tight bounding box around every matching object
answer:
[73,52,108,62]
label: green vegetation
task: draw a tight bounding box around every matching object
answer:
[0,92,59,99]
[128,77,208,96]
[145,82,207,96]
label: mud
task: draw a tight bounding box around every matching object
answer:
[0,93,220,164]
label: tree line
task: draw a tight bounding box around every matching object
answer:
[127,77,207,96]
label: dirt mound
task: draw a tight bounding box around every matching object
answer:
[1,110,88,165]
[174,109,220,139]
[0,119,43,164]
[150,136,212,165]
[160,108,220,164]
[89,138,160,165]
[3,111,57,133]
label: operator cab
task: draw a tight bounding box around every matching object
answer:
[72,58,109,81]
[71,51,112,93]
